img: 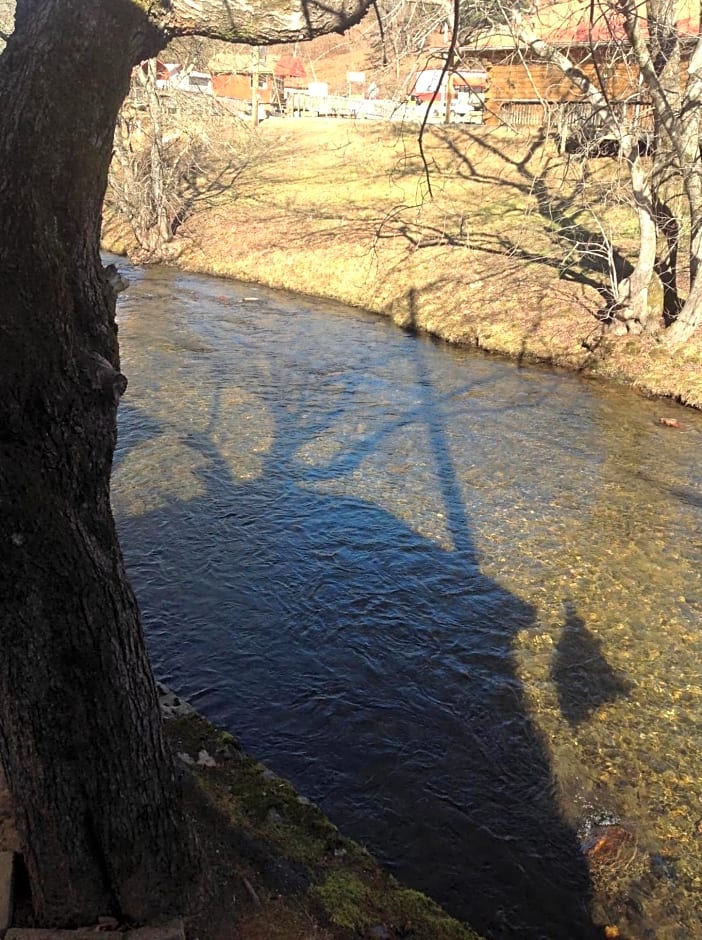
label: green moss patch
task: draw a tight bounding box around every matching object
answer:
[165,713,483,939]
[310,871,372,930]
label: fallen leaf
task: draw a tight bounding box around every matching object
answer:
[658,417,683,428]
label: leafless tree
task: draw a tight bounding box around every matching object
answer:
[108,58,254,261]
[495,0,702,342]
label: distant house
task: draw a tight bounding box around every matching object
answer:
[407,58,489,122]
[154,61,181,88]
[275,54,307,91]
[175,71,212,95]
[155,62,212,95]
[209,50,284,111]
[462,0,699,129]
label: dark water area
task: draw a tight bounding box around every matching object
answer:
[111,259,702,940]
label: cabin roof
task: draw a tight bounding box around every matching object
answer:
[465,0,700,53]
[275,54,307,79]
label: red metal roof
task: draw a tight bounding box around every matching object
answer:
[542,0,700,45]
[275,55,307,79]
[469,0,699,51]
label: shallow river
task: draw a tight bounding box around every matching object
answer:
[111,260,702,940]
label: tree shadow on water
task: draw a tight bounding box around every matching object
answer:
[551,601,633,729]
[114,284,608,939]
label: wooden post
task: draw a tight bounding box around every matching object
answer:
[444,52,453,125]
[251,46,260,127]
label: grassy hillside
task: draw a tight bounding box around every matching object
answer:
[104,117,702,408]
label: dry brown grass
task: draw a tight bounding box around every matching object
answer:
[109,116,702,408]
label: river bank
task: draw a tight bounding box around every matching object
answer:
[104,118,702,409]
[0,687,480,940]
[161,692,483,940]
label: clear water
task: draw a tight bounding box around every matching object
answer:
[111,259,702,940]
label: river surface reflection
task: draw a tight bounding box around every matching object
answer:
[112,260,702,940]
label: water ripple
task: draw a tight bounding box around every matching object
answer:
[112,259,702,940]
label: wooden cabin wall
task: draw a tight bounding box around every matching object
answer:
[480,52,642,126]
[212,73,275,104]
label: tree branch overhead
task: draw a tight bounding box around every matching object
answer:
[146,0,374,45]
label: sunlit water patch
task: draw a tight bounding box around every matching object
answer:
[112,259,702,940]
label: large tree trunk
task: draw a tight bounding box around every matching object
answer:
[0,1,200,925]
[0,0,372,926]
[665,279,702,341]
[611,139,661,332]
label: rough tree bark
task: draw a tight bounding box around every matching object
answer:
[622,0,702,342]
[664,30,702,341]
[0,0,371,926]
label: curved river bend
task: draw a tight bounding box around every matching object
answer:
[112,260,702,940]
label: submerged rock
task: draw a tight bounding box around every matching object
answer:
[581,820,649,922]
[583,824,639,880]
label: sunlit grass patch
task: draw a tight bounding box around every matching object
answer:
[105,117,702,407]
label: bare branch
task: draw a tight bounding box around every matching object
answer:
[620,1,677,137]
[418,0,460,197]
